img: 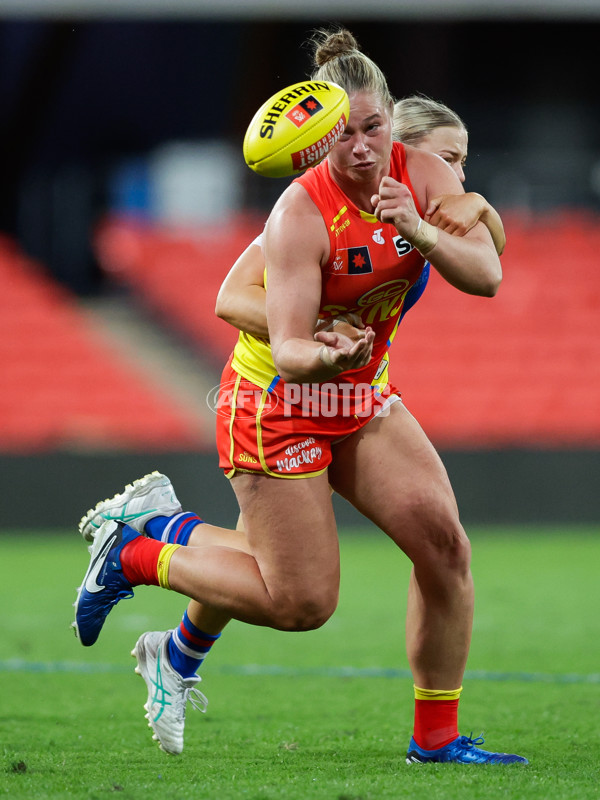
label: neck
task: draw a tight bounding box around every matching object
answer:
[328,162,389,214]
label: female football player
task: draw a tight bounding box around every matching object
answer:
[74,29,527,765]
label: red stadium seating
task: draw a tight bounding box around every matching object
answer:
[93,214,264,368]
[388,211,600,446]
[0,234,213,452]
[92,210,600,449]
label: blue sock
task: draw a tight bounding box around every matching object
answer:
[167,610,221,677]
[144,512,203,545]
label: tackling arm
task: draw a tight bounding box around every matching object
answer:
[373,149,502,297]
[215,241,269,338]
[425,192,506,256]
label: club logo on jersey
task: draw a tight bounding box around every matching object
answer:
[372,228,385,245]
[356,278,412,323]
[393,234,414,257]
[329,246,373,275]
[285,95,324,128]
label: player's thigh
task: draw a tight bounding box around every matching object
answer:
[230,471,340,605]
[329,400,461,559]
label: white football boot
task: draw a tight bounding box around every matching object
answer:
[79,471,182,543]
[132,630,208,755]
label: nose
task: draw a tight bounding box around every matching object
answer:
[455,163,466,183]
[352,135,369,155]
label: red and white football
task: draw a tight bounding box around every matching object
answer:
[243,80,350,178]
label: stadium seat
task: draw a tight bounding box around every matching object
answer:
[94,214,264,367]
[0,234,213,452]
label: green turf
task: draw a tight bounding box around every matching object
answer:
[1,527,599,799]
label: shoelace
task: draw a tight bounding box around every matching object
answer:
[173,685,209,720]
[112,588,135,604]
[461,733,486,749]
[187,687,209,714]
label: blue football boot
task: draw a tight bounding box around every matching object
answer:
[73,520,138,646]
[406,734,528,765]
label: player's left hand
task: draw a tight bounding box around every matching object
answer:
[314,326,375,372]
[315,313,366,343]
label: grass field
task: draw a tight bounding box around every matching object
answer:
[1,526,599,799]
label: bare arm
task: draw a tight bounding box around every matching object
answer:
[216,239,366,343]
[215,242,269,338]
[265,184,374,384]
[425,192,506,255]
[373,148,502,297]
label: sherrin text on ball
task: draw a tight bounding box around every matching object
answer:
[243,80,350,178]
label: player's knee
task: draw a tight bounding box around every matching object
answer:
[274,591,338,632]
[407,491,471,575]
[427,523,471,579]
[439,523,471,574]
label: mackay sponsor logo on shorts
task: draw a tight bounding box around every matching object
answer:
[276,437,323,473]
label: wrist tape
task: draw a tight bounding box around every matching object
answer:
[411,218,439,256]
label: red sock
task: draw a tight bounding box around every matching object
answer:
[120,536,165,586]
[413,698,460,751]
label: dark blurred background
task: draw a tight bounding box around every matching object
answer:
[1,2,599,528]
[2,11,599,292]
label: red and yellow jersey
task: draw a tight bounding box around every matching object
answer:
[231,141,426,392]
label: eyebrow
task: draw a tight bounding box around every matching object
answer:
[343,113,382,133]
[439,148,466,160]
[363,114,382,123]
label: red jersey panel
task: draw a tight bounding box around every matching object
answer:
[293,141,426,387]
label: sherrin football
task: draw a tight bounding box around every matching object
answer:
[243,80,350,178]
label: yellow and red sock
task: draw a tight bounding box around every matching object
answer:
[413,685,462,751]
[121,537,181,589]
